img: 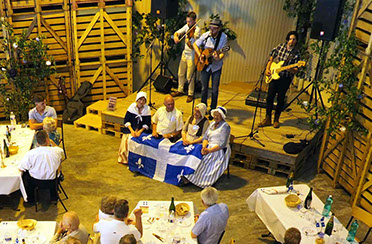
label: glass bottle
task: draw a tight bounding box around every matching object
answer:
[346,220,359,242]
[169,197,175,213]
[322,195,333,217]
[304,187,313,209]
[286,171,294,188]
[325,213,334,236]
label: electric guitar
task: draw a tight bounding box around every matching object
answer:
[265,60,306,83]
[194,45,230,71]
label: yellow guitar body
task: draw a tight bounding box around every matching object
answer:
[265,61,284,83]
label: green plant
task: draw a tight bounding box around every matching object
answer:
[0,20,56,122]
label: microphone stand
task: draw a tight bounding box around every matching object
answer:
[235,61,268,147]
[146,38,157,110]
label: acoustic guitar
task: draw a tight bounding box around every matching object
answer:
[194,45,230,71]
[265,60,306,83]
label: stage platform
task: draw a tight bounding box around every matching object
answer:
[74,82,321,179]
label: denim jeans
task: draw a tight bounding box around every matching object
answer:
[266,76,292,118]
[201,68,222,110]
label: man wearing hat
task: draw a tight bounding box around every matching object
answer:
[193,18,228,119]
[171,11,201,103]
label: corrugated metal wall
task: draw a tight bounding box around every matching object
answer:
[188,0,296,84]
[133,0,296,88]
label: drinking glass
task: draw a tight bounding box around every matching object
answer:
[4,232,12,243]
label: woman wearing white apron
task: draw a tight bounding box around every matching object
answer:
[184,106,231,188]
[181,103,210,145]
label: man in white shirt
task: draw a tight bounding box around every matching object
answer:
[171,11,201,103]
[191,187,229,244]
[19,130,64,203]
[152,95,183,142]
[93,199,143,244]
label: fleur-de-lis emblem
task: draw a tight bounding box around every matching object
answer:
[177,169,184,182]
[136,158,144,169]
[184,145,194,153]
[142,135,152,141]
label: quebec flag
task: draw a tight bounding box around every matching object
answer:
[128,133,203,185]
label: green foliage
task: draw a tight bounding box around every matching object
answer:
[0,20,56,122]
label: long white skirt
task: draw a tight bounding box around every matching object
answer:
[118,133,130,164]
[185,144,231,188]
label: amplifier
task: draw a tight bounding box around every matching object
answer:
[245,89,286,110]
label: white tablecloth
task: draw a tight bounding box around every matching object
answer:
[246,184,357,244]
[0,221,57,243]
[133,200,198,244]
[0,125,34,201]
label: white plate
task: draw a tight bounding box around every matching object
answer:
[176,218,192,227]
[302,226,318,236]
[27,234,46,244]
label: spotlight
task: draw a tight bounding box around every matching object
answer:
[12,43,18,49]
[46,60,51,66]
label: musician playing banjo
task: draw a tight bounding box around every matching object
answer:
[259,31,301,128]
[193,18,228,119]
[171,11,201,103]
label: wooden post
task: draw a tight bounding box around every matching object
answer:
[5,0,13,24]
[332,130,349,187]
[72,0,81,88]
[317,119,330,173]
[126,3,133,94]
[63,0,75,95]
[348,0,361,37]
[99,0,106,100]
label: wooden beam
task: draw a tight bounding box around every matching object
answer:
[99,0,106,100]
[90,66,102,85]
[72,0,81,86]
[40,16,68,52]
[317,119,331,173]
[126,4,133,94]
[349,133,358,180]
[333,130,350,187]
[77,11,100,49]
[103,12,127,47]
[25,17,37,38]
[105,66,127,96]
[357,0,372,19]
[63,0,75,94]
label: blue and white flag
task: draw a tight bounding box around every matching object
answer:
[128,133,203,185]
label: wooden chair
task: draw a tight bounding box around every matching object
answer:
[346,206,372,243]
[57,117,67,160]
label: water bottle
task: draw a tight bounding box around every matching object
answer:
[10,112,16,130]
[322,195,333,217]
[346,220,359,242]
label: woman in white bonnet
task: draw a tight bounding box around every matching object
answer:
[181,103,210,146]
[118,92,151,165]
[183,106,231,188]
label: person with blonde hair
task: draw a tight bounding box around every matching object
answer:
[50,211,89,244]
[119,234,136,244]
[43,116,61,146]
[191,187,229,244]
[98,195,117,220]
[181,103,209,146]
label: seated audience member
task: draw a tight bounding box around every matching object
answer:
[29,94,57,130]
[152,95,183,143]
[118,92,151,164]
[63,236,82,244]
[191,187,229,244]
[18,130,64,203]
[93,199,143,244]
[184,106,231,188]
[43,116,61,145]
[181,103,209,146]
[98,195,117,220]
[50,211,89,244]
[119,234,137,244]
[284,227,301,244]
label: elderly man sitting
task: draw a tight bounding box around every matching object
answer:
[152,95,183,142]
[28,94,57,130]
[93,199,143,244]
[18,130,64,204]
[50,211,89,244]
[191,187,229,244]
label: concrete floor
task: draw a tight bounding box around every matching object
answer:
[0,122,370,243]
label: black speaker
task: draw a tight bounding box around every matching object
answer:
[151,0,178,19]
[310,0,345,41]
[153,75,174,93]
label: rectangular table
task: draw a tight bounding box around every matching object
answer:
[0,221,57,243]
[133,200,198,244]
[246,184,357,244]
[0,125,34,202]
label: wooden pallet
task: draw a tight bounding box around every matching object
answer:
[102,128,122,138]
[230,151,258,169]
[73,113,102,133]
[250,158,295,177]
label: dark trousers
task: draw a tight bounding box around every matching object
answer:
[266,76,292,118]
[201,68,222,110]
[22,171,57,203]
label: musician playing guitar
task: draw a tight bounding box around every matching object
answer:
[193,18,228,119]
[259,31,301,128]
[171,11,201,103]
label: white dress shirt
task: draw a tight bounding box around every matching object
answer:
[19,146,64,180]
[152,106,183,135]
[93,219,141,244]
